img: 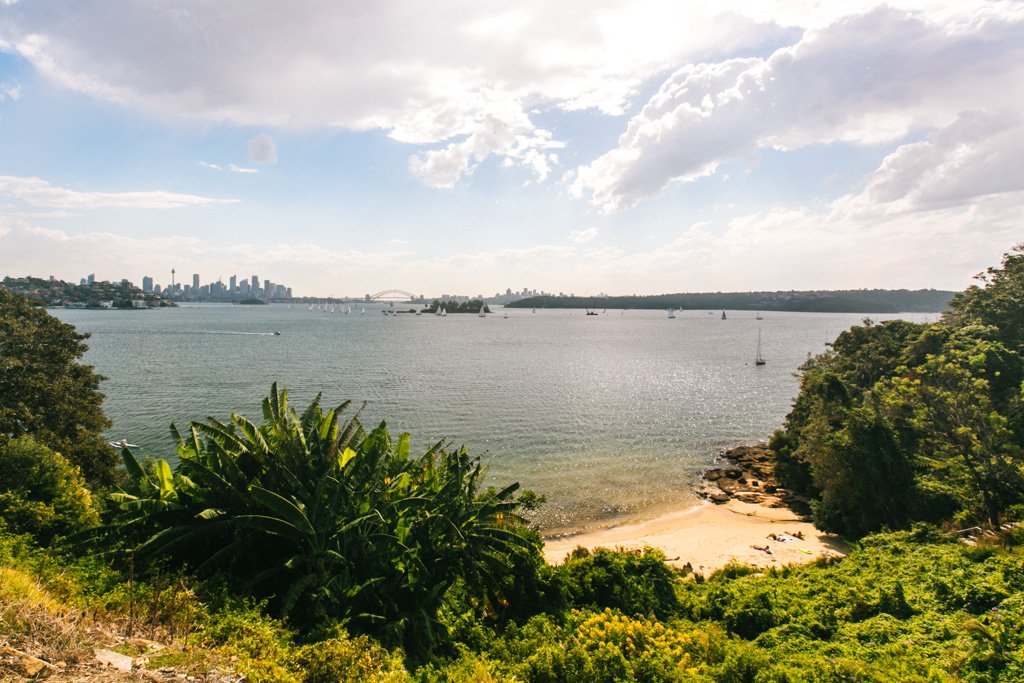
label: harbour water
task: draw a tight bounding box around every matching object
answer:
[54,304,928,532]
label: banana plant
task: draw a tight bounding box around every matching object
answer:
[110,383,542,653]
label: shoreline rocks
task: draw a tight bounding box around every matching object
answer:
[696,444,811,516]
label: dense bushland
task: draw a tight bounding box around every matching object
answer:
[771,245,1024,537]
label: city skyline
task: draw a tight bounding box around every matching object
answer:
[47,269,550,302]
[2,2,1023,297]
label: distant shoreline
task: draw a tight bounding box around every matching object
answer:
[509,288,954,314]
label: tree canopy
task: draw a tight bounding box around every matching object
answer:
[771,245,1024,537]
[0,287,117,486]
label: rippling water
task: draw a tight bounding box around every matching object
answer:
[54,304,927,532]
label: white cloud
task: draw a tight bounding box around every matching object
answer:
[568,227,598,243]
[229,164,259,174]
[0,82,19,100]
[197,160,222,170]
[408,109,563,187]
[571,6,1024,212]
[840,110,1024,214]
[0,1,798,189]
[0,176,237,209]
[3,183,1018,297]
[247,134,277,164]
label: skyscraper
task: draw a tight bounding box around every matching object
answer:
[251,275,259,295]
[142,276,153,292]
[229,274,237,293]
[193,273,200,290]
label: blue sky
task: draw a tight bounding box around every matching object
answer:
[1,1,1022,297]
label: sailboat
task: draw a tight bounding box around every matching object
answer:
[667,307,675,319]
[441,307,447,317]
[478,304,486,317]
[755,328,767,366]
[721,310,727,320]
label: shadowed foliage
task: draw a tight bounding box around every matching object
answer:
[110,384,541,658]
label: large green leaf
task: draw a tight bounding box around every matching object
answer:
[247,486,316,538]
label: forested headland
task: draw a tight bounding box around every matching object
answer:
[2,247,1024,682]
[509,289,954,313]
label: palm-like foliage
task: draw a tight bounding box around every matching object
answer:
[112,384,539,653]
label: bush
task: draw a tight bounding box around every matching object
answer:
[0,435,99,546]
[200,601,301,683]
[293,627,409,682]
[555,547,682,619]
[112,384,542,660]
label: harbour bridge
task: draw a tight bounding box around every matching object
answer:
[366,289,419,302]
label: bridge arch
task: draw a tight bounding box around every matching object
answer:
[368,289,417,301]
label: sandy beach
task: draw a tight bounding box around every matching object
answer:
[543,499,848,574]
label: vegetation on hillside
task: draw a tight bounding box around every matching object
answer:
[2,275,174,308]
[2,247,1024,681]
[0,287,119,487]
[770,245,1024,538]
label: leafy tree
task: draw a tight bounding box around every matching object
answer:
[877,344,1024,528]
[770,246,1024,535]
[0,287,116,486]
[946,243,1024,353]
[111,384,541,657]
[0,434,100,545]
[805,403,916,537]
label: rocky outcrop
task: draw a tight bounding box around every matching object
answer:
[696,444,810,515]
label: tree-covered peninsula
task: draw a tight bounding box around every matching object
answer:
[2,247,1023,681]
[2,275,175,308]
[510,288,955,313]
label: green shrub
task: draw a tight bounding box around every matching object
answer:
[555,547,682,619]
[0,434,99,546]
[201,601,301,683]
[111,384,542,661]
[294,627,409,682]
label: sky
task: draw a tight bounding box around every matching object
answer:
[1,1,1022,298]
